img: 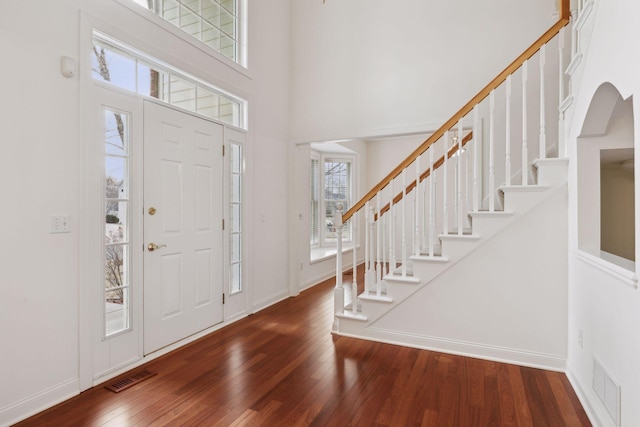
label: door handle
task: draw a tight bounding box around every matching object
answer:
[148,243,167,252]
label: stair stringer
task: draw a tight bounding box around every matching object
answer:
[335,162,569,370]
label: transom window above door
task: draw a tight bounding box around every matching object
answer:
[92,31,247,129]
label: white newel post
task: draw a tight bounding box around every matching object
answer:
[539,44,547,159]
[415,157,421,256]
[457,121,463,235]
[522,60,529,186]
[332,204,345,331]
[505,75,512,186]
[351,211,358,315]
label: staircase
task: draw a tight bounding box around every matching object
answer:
[331,1,575,370]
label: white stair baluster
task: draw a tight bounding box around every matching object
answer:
[382,211,387,277]
[558,27,566,158]
[422,167,428,251]
[457,121,463,235]
[401,169,407,277]
[364,203,376,294]
[539,44,547,160]
[473,105,480,212]
[465,139,470,227]
[443,132,449,233]
[505,75,512,186]
[352,211,358,314]
[522,60,529,186]
[428,147,435,257]
[489,91,495,212]
[389,184,396,273]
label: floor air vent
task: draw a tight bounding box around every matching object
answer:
[105,370,157,393]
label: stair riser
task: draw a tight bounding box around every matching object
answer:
[503,191,548,212]
[439,238,480,260]
[535,164,568,186]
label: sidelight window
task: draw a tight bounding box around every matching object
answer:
[103,108,132,337]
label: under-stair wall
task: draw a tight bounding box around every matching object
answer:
[338,161,569,369]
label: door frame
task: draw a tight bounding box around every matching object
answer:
[78,15,250,391]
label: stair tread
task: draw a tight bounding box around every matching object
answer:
[410,254,449,263]
[499,184,549,192]
[439,233,481,241]
[359,293,393,303]
[384,273,420,284]
[469,210,514,217]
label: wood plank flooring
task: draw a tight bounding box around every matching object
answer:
[16,266,591,426]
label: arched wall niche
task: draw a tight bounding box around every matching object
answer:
[577,82,635,268]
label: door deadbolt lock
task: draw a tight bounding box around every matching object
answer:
[148,242,167,252]
[148,207,157,215]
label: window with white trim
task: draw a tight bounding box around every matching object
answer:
[310,152,354,248]
[103,107,132,337]
[229,142,243,294]
[130,0,242,65]
[91,32,246,129]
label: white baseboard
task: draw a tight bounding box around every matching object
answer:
[0,378,79,427]
[566,368,605,427]
[252,289,290,312]
[338,327,567,371]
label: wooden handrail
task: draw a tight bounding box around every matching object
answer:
[375,131,473,220]
[343,0,570,223]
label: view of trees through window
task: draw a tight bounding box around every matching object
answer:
[103,108,131,337]
[310,156,353,246]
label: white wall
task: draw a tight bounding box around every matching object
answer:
[290,0,558,143]
[566,1,640,426]
[370,186,569,369]
[0,0,291,424]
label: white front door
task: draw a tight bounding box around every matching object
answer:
[143,101,224,355]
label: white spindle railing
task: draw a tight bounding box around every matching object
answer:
[489,91,495,212]
[443,132,449,232]
[521,60,529,186]
[333,7,571,321]
[539,44,547,159]
[428,147,435,257]
[401,169,407,277]
[558,27,566,157]
[472,105,480,212]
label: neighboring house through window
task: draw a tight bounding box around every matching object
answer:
[130,0,243,66]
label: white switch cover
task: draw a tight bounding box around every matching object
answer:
[51,215,71,233]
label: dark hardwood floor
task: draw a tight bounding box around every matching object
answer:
[16,266,590,426]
